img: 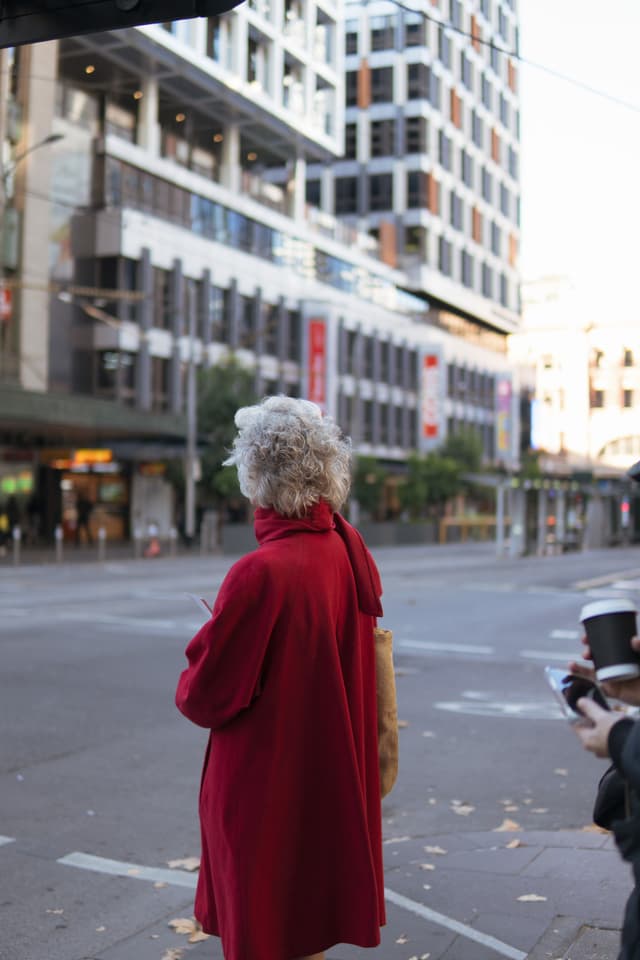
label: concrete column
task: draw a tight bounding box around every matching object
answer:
[556,489,566,548]
[201,268,213,345]
[136,248,152,412]
[228,278,240,351]
[508,486,526,558]
[536,488,548,556]
[137,76,160,156]
[288,152,307,222]
[169,260,184,414]
[254,286,264,393]
[220,124,241,193]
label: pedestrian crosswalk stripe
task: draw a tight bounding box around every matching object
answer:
[57,852,197,889]
[0,836,15,847]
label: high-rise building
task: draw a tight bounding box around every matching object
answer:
[0,0,522,543]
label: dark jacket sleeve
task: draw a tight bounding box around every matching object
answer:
[609,717,640,792]
[175,555,278,730]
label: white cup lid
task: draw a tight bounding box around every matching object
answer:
[580,597,638,621]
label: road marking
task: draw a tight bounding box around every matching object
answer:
[434,699,562,720]
[399,639,495,655]
[0,836,15,847]
[574,568,640,590]
[550,629,580,640]
[384,886,527,960]
[57,850,525,960]
[520,650,578,663]
[57,852,198,888]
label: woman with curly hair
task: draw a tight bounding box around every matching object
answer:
[176,396,385,960]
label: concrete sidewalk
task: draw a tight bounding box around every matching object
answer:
[88,827,631,960]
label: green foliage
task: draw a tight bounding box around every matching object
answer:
[400,452,461,519]
[520,449,543,480]
[197,356,258,504]
[440,427,483,473]
[352,456,388,520]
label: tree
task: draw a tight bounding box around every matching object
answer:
[352,456,388,521]
[399,452,461,520]
[197,356,257,508]
[440,427,483,473]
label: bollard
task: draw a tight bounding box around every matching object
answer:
[134,526,143,560]
[169,526,178,557]
[97,526,106,562]
[12,526,21,566]
[55,525,64,563]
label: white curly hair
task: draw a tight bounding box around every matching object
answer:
[223,396,352,517]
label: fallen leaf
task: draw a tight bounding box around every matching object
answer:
[523,798,533,805]
[167,857,200,871]
[168,917,210,944]
[582,823,609,834]
[422,884,431,890]
[150,934,160,939]
[517,894,547,902]
[451,803,475,816]
[96,926,106,932]
[494,818,521,832]
[428,797,437,805]
[422,730,436,738]
[500,798,514,806]
[504,805,519,812]
[162,950,184,960]
[531,808,548,814]
[506,838,524,849]
[127,868,140,876]
[154,882,168,889]
[554,768,568,776]
[423,845,447,855]
[398,720,409,728]
[420,954,431,959]
[419,863,435,871]
[46,909,64,915]
[384,836,411,844]
[395,934,409,944]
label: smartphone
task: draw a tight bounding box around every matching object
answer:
[185,593,213,617]
[544,666,610,724]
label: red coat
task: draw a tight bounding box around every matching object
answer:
[176,501,385,960]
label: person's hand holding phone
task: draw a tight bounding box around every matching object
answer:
[574,697,625,758]
[569,634,640,706]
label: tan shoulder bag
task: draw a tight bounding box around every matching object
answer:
[374,627,399,798]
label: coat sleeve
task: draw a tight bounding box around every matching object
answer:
[175,555,278,730]
[610,718,640,793]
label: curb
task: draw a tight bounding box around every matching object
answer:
[528,915,621,960]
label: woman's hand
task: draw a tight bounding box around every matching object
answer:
[574,698,624,758]
[569,635,640,706]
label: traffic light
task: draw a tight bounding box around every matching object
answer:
[0,0,245,50]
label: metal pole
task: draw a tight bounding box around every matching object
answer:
[55,524,63,563]
[495,483,505,556]
[185,281,197,542]
[97,526,106,562]
[12,525,21,565]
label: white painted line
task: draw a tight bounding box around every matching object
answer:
[57,852,198,889]
[384,886,527,960]
[550,629,580,640]
[520,649,580,662]
[0,836,15,847]
[400,639,495,655]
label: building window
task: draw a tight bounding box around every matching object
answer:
[482,166,493,202]
[287,309,300,361]
[591,389,605,408]
[345,19,358,54]
[624,348,634,367]
[371,66,394,103]
[449,0,463,29]
[450,191,464,230]
[460,51,473,89]
[439,236,452,275]
[490,43,501,75]
[508,146,518,179]
[405,12,426,46]
[370,14,396,51]
[370,118,395,157]
[461,149,474,187]
[406,170,426,208]
[407,62,429,99]
[404,225,427,260]
[151,356,168,411]
[438,24,452,68]
[491,220,501,255]
[499,93,510,128]
[306,179,321,206]
[461,250,474,288]
[346,71,357,106]
[481,73,492,109]
[344,122,357,159]
[335,176,358,214]
[430,71,441,109]
[472,110,483,148]
[500,273,508,307]
[500,183,510,216]
[439,129,452,170]
[482,262,493,297]
[406,115,428,153]
[368,173,393,211]
[624,389,634,408]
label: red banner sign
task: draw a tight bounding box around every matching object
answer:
[308,319,327,408]
[421,353,439,438]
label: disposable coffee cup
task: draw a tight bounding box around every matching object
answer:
[580,598,640,682]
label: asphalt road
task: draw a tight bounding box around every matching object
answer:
[2,542,640,960]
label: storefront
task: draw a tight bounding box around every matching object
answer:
[41,449,130,542]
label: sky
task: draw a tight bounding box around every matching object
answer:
[518,0,640,317]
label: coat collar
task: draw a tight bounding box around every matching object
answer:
[254,500,335,544]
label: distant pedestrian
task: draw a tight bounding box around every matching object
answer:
[75,493,93,545]
[176,396,387,960]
